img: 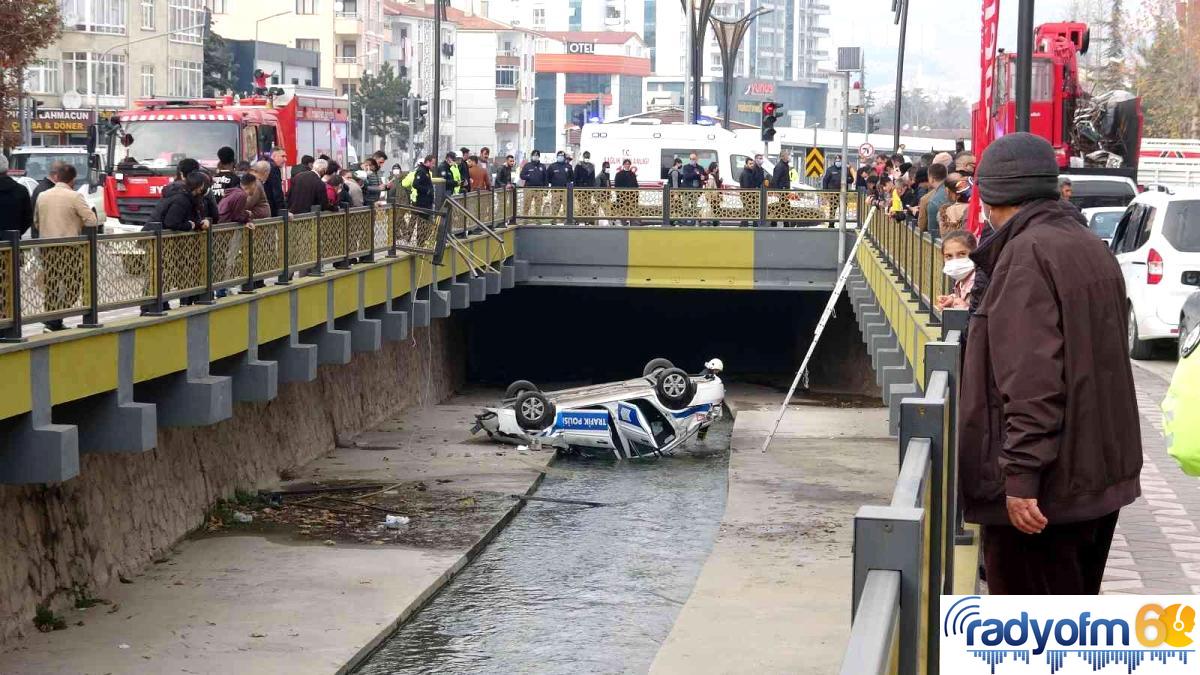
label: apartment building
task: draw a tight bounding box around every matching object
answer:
[210,0,388,96]
[453,16,539,158]
[383,1,457,160]
[22,0,206,145]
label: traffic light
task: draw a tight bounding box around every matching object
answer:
[760,101,782,142]
[414,98,428,129]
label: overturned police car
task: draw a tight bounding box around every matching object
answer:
[471,358,725,460]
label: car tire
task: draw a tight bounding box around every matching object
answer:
[1129,305,1154,361]
[655,367,696,409]
[514,391,555,431]
[642,358,674,377]
[504,379,539,399]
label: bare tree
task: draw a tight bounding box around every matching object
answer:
[0,0,61,150]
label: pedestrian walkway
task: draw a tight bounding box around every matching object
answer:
[0,392,551,675]
[1102,358,1200,595]
[650,388,896,675]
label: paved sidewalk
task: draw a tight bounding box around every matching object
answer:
[650,393,895,675]
[0,395,551,675]
[1102,358,1200,595]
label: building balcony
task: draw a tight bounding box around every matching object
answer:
[496,85,518,99]
[497,54,520,67]
[495,121,519,133]
[334,12,363,36]
[334,57,362,80]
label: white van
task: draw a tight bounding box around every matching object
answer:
[579,122,772,188]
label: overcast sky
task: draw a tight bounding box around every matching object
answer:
[821,0,1119,101]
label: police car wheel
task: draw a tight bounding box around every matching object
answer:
[504,379,539,400]
[655,368,696,409]
[515,391,555,431]
[642,358,675,377]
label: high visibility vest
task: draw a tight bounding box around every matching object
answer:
[1164,329,1200,476]
[789,167,798,184]
[449,164,464,193]
[401,171,417,201]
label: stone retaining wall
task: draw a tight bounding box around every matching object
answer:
[0,319,465,647]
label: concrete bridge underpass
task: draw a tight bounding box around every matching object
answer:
[0,185,858,483]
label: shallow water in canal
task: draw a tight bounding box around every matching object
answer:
[355,419,731,675]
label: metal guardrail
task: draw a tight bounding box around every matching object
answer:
[864,205,950,322]
[0,197,462,342]
[509,186,857,227]
[840,196,974,673]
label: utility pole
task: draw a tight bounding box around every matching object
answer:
[838,70,850,267]
[1015,0,1035,132]
[432,0,443,161]
[684,0,694,124]
[891,0,909,153]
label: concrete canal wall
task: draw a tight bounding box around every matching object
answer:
[0,318,466,647]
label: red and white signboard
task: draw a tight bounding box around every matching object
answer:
[858,142,875,158]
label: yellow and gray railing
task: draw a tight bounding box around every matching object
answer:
[0,201,456,342]
[511,186,857,226]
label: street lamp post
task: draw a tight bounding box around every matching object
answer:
[891,0,909,155]
[709,7,770,130]
[679,0,718,124]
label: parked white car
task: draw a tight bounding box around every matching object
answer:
[1082,206,1126,245]
[1110,189,1200,359]
[9,146,106,226]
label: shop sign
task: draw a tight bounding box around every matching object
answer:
[742,81,776,97]
[566,41,597,54]
[5,108,96,134]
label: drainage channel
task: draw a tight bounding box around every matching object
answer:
[354,417,732,675]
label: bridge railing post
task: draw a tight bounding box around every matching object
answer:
[277,211,292,285]
[309,207,324,277]
[196,225,216,305]
[240,222,257,295]
[1,230,24,342]
[566,184,575,226]
[661,185,670,227]
[80,226,101,328]
[758,184,767,228]
[140,223,167,316]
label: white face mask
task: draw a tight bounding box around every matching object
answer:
[943,257,975,281]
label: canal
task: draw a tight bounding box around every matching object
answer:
[354,418,732,675]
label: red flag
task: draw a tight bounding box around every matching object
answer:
[968,0,1001,237]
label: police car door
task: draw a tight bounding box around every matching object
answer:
[611,401,657,453]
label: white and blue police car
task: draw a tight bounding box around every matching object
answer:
[471,358,726,460]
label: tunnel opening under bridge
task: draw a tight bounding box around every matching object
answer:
[460,285,878,396]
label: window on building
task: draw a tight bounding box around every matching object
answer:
[341,83,357,96]
[140,0,155,29]
[62,52,127,98]
[61,0,127,35]
[338,0,357,15]
[24,60,60,95]
[140,64,155,97]
[296,38,320,52]
[568,0,582,31]
[296,0,318,14]
[206,0,227,13]
[532,7,545,28]
[168,59,202,97]
[340,41,357,59]
[168,0,204,44]
[495,66,517,89]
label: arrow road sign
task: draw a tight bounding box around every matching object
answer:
[805,147,825,178]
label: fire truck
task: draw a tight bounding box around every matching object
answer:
[93,85,349,226]
[980,21,1143,171]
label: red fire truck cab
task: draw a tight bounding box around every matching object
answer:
[98,85,349,225]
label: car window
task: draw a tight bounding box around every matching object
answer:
[731,154,751,183]
[1137,207,1157,249]
[1113,206,1140,253]
[1088,211,1123,238]
[1162,200,1200,252]
[1070,180,1137,209]
[660,148,717,180]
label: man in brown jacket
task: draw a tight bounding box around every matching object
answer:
[33,164,98,330]
[959,132,1142,594]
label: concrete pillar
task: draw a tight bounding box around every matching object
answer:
[56,330,157,452]
[302,282,352,366]
[335,271,383,355]
[467,274,487,303]
[500,259,517,289]
[136,314,233,428]
[0,347,79,484]
[513,259,531,283]
[259,289,318,384]
[210,299,278,403]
